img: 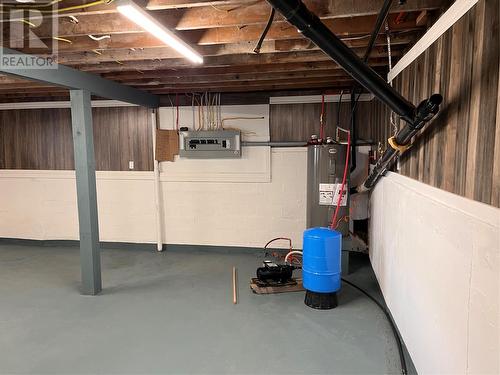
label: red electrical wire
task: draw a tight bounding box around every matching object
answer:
[175,94,179,130]
[330,130,351,230]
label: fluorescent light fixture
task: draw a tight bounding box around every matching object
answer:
[116,0,203,64]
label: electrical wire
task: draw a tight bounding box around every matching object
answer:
[5,0,112,14]
[8,0,64,8]
[190,93,195,130]
[334,215,349,229]
[385,21,399,137]
[331,128,350,230]
[284,250,303,264]
[319,93,325,140]
[88,34,110,41]
[253,7,275,54]
[175,94,179,130]
[52,36,72,43]
[337,90,344,128]
[264,237,292,251]
[220,116,264,129]
[341,277,408,375]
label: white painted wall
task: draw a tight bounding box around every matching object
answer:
[370,172,500,375]
[0,104,307,248]
[0,148,307,248]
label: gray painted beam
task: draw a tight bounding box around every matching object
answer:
[0,48,159,108]
[70,89,102,295]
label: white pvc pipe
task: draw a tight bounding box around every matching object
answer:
[285,251,303,264]
[151,110,163,252]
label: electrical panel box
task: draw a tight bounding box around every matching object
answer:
[179,130,241,159]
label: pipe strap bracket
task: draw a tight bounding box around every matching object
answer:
[388,136,411,153]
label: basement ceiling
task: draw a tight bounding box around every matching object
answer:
[0,0,451,101]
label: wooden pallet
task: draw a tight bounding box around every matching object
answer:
[250,278,305,294]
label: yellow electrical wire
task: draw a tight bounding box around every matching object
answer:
[220,116,265,129]
[4,0,112,14]
[52,36,72,43]
[19,18,36,27]
[11,0,66,9]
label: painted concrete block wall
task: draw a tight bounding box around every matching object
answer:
[0,148,306,248]
[370,172,499,374]
[0,104,305,248]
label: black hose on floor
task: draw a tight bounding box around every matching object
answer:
[341,277,408,375]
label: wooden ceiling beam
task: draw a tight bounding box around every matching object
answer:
[30,31,416,59]
[53,40,404,65]
[69,47,401,73]
[101,57,390,79]
[25,0,446,26]
[120,68,386,86]
[110,65,387,82]
[0,66,386,89]
[0,59,382,84]
[144,76,356,89]
[149,82,354,93]
[29,11,422,42]
[0,77,354,94]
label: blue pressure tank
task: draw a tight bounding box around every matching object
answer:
[302,227,342,309]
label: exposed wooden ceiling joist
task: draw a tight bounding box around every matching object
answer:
[29,11,423,42]
[56,43,403,66]
[16,0,447,22]
[0,0,450,98]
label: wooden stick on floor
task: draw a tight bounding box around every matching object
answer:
[232,266,238,304]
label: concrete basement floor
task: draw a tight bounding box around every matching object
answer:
[0,243,415,374]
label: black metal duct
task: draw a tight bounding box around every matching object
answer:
[266,0,443,190]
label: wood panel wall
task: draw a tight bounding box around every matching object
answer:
[371,0,499,207]
[0,106,153,171]
[270,100,377,143]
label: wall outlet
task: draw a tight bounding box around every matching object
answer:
[128,161,134,170]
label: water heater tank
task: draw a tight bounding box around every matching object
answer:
[302,227,342,309]
[306,144,349,235]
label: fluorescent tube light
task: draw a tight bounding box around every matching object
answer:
[116,0,203,64]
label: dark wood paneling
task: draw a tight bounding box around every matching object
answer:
[0,107,153,171]
[270,100,378,143]
[370,0,499,207]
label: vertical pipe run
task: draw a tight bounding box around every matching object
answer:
[350,91,357,172]
[362,0,393,62]
[151,109,163,252]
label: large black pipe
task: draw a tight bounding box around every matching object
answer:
[360,94,443,191]
[266,0,416,123]
[350,91,357,172]
[363,0,393,62]
[267,0,442,190]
